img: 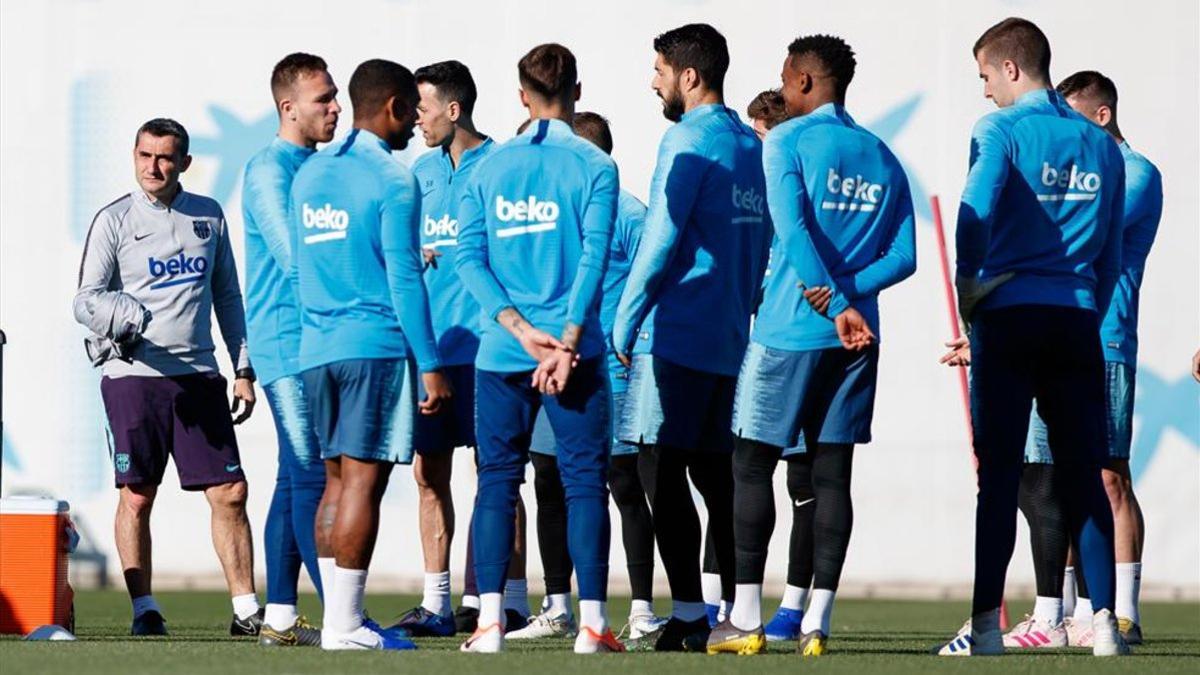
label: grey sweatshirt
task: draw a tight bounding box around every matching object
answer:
[73,187,251,378]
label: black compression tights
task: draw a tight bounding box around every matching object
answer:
[1019,462,1070,599]
[531,452,574,596]
[609,454,656,602]
[638,445,736,603]
[733,438,854,590]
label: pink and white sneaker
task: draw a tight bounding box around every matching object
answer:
[1064,616,1094,647]
[1002,615,1068,648]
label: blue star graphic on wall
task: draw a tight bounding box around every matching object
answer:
[190,105,278,205]
[864,93,931,222]
[1130,366,1200,483]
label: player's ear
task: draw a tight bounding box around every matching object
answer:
[447,100,460,123]
[279,97,295,122]
[1002,59,1020,83]
[519,88,530,110]
[179,154,193,173]
[1095,105,1112,127]
[573,82,581,103]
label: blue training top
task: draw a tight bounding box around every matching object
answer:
[602,189,646,384]
[242,137,313,385]
[611,104,772,376]
[411,138,496,367]
[956,89,1125,315]
[289,128,441,373]
[754,103,917,352]
[1101,142,1162,365]
[454,118,618,373]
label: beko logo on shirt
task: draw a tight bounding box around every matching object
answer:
[731,184,765,224]
[147,254,208,289]
[302,202,349,244]
[424,214,458,247]
[822,168,883,212]
[1039,162,1101,202]
[495,196,559,238]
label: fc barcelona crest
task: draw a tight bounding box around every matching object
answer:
[193,220,212,240]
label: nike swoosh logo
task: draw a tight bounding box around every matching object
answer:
[794,498,815,508]
[225,463,241,473]
[134,233,152,241]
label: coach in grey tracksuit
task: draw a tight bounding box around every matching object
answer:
[73,118,263,637]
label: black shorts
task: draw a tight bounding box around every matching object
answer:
[101,373,244,490]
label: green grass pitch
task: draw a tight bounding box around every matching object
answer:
[2,590,1197,673]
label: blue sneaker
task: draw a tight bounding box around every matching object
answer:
[389,606,456,637]
[705,604,720,629]
[764,607,804,642]
[364,616,413,640]
[323,621,418,651]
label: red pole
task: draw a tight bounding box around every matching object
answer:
[930,195,1009,630]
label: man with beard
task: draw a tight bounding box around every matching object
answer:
[611,23,773,652]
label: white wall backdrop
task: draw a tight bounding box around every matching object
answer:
[2,0,1197,596]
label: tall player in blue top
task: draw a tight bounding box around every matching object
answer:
[710,34,915,657]
[934,19,1127,658]
[454,43,623,655]
[999,71,1163,650]
[388,60,496,639]
[290,59,451,652]
[242,52,340,647]
[611,24,772,652]
[510,111,669,643]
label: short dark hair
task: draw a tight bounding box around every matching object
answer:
[415,60,478,116]
[135,118,189,156]
[349,59,418,118]
[572,111,613,154]
[1057,70,1118,112]
[653,23,729,94]
[746,89,788,129]
[518,44,577,101]
[973,17,1051,82]
[787,35,856,98]
[270,52,328,103]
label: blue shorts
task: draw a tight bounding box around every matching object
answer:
[617,354,736,452]
[262,375,323,468]
[413,364,477,455]
[732,342,879,449]
[528,407,558,457]
[1026,361,1135,464]
[301,357,417,464]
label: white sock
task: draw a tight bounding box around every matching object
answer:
[1116,562,1141,624]
[1062,567,1077,616]
[1033,595,1063,625]
[1074,596,1093,622]
[462,594,481,610]
[503,578,529,616]
[701,573,722,607]
[318,557,336,604]
[479,592,504,629]
[729,583,762,630]
[131,594,161,618]
[579,599,607,633]
[545,592,572,617]
[630,599,653,617]
[718,599,731,622]
[264,603,299,630]
[800,589,835,635]
[672,600,706,622]
[329,567,366,634]
[422,571,451,617]
[971,607,1001,635]
[780,584,809,612]
[232,593,260,621]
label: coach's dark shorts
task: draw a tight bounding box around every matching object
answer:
[101,373,244,490]
[413,363,477,455]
